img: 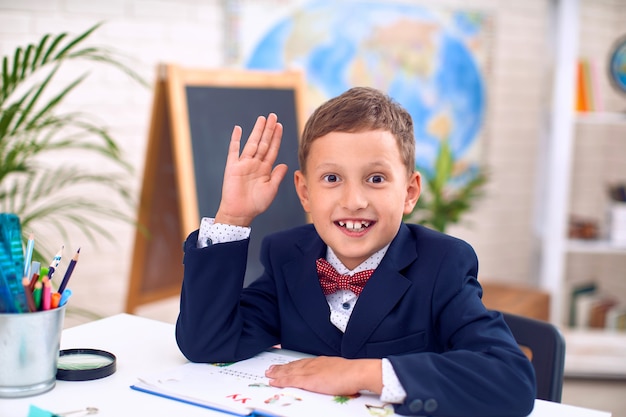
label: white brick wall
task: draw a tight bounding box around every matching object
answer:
[0,0,58,13]
[64,0,127,16]
[0,0,624,324]
[458,0,549,286]
[0,11,31,34]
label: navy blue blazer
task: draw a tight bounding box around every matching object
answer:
[176,223,536,416]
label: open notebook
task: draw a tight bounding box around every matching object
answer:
[131,348,397,417]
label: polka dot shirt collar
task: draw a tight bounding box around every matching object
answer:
[324,245,390,275]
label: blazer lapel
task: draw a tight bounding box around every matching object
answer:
[342,224,419,357]
[283,233,343,353]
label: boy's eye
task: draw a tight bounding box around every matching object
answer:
[323,174,339,183]
[368,175,385,184]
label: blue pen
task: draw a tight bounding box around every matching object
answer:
[47,245,64,280]
[59,289,72,306]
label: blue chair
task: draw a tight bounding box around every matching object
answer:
[502,312,566,402]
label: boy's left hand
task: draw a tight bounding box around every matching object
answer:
[265,356,382,396]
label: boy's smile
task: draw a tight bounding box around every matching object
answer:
[294,129,420,270]
[336,220,371,232]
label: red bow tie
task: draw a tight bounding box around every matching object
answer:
[316,258,374,296]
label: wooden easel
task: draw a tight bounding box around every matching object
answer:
[125,64,307,313]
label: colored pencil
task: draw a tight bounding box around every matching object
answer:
[58,247,80,294]
[28,271,39,292]
[51,292,61,309]
[41,276,51,310]
[33,281,42,311]
[22,277,37,312]
[23,233,34,278]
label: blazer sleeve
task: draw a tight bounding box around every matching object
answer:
[389,238,536,417]
[175,230,280,363]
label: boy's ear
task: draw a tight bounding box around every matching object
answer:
[403,171,421,215]
[294,170,311,212]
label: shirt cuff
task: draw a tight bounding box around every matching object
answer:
[197,217,251,248]
[380,358,407,404]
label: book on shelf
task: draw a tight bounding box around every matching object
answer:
[569,282,597,327]
[589,297,618,328]
[574,58,603,113]
[606,306,626,331]
[570,282,623,330]
[131,348,397,417]
[574,292,603,328]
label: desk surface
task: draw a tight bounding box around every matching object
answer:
[0,314,613,417]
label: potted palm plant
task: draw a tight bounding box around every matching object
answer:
[0,22,147,261]
[405,111,488,233]
[406,140,488,233]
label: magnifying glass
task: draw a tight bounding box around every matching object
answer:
[56,348,116,381]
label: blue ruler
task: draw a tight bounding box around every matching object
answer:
[0,213,28,313]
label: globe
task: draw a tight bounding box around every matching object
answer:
[244,0,487,177]
[609,35,626,95]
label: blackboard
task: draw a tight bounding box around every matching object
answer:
[126,64,308,313]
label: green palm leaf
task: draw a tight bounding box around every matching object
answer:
[406,140,488,233]
[0,22,147,259]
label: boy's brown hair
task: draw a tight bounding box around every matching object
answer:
[299,86,415,174]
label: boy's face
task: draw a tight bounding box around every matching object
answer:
[294,130,420,270]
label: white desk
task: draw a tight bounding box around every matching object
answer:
[0,314,613,417]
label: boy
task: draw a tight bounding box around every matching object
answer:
[176,87,536,416]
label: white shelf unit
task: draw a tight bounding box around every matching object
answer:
[567,239,626,255]
[538,0,626,328]
[538,0,581,326]
[541,107,626,326]
[545,110,626,328]
[575,112,626,125]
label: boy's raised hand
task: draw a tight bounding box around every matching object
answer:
[215,113,288,227]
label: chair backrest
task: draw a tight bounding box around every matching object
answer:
[501,311,566,402]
